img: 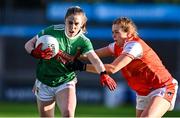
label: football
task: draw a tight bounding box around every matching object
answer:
[35,35,59,58]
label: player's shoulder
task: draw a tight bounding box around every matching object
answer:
[79,33,91,42]
[44,24,65,31]
[40,24,64,36]
[124,40,141,48]
[53,24,65,30]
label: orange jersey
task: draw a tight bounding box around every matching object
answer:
[112,37,174,95]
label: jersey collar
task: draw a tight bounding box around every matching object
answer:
[65,29,82,40]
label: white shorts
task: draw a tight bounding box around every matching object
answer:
[34,79,77,101]
[136,79,178,111]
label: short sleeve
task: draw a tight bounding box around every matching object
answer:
[122,41,143,59]
[37,25,54,37]
[81,37,94,55]
[108,43,115,54]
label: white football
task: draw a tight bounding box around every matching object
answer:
[35,35,59,58]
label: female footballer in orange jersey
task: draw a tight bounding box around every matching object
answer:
[67,17,179,117]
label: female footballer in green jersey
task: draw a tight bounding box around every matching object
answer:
[25,6,117,118]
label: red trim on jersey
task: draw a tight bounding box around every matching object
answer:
[122,52,135,59]
[114,36,173,95]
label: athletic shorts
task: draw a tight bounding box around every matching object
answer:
[34,78,77,101]
[136,79,178,111]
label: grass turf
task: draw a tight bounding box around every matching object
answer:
[0,101,179,117]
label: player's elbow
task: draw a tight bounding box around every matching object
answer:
[24,41,33,54]
[24,42,28,51]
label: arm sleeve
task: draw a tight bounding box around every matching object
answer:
[81,37,94,55]
[122,41,143,59]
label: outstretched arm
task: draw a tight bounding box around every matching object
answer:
[67,50,117,91]
[95,46,113,58]
[86,41,142,74]
[79,46,113,61]
[86,50,106,74]
[85,51,117,91]
[86,54,133,74]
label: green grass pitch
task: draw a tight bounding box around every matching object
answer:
[0,101,179,117]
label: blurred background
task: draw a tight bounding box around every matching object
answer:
[0,0,180,117]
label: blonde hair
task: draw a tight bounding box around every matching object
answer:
[65,6,87,33]
[113,17,138,36]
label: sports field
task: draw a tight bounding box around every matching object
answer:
[0,101,179,117]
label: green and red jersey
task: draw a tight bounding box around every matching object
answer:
[36,24,93,87]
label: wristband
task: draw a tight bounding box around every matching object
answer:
[100,71,107,75]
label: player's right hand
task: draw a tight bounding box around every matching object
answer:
[100,71,117,91]
[31,43,53,59]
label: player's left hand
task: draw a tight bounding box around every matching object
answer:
[100,72,117,91]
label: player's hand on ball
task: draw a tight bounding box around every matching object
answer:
[100,72,117,91]
[31,43,53,59]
